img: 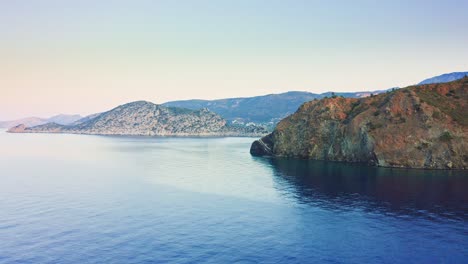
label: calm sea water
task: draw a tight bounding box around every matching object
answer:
[0,131,467,264]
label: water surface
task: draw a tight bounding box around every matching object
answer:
[0,131,466,263]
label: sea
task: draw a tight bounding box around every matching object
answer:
[0,130,467,263]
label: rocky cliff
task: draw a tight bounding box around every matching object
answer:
[8,101,268,137]
[251,77,468,169]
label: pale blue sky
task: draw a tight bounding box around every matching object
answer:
[1,0,467,119]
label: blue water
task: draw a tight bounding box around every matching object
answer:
[0,131,467,263]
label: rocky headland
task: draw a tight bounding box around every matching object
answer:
[251,77,468,169]
[8,101,268,137]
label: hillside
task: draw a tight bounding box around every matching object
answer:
[251,77,468,169]
[47,114,83,125]
[70,113,101,125]
[8,101,267,137]
[163,90,388,124]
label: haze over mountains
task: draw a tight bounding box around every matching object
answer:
[0,114,82,128]
[2,72,466,130]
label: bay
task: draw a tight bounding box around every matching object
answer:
[0,131,466,263]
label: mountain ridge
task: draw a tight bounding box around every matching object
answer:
[8,101,268,137]
[163,89,390,125]
[0,114,82,128]
[3,71,466,130]
[418,72,468,85]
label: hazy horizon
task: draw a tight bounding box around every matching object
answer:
[1,0,468,120]
[0,84,429,121]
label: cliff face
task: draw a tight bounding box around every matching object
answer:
[251,77,468,169]
[8,101,268,137]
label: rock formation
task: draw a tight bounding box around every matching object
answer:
[251,77,468,169]
[8,101,268,137]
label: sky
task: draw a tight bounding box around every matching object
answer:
[1,0,467,120]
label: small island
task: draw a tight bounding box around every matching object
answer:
[8,101,268,137]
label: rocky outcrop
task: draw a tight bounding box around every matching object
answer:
[7,124,27,133]
[8,101,268,137]
[251,77,468,169]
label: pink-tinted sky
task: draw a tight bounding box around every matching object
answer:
[1,0,467,120]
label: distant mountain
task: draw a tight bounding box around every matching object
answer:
[163,90,388,124]
[0,114,82,128]
[418,72,468,85]
[164,71,468,125]
[0,117,46,128]
[8,101,267,137]
[251,77,468,169]
[46,114,82,125]
[71,113,102,125]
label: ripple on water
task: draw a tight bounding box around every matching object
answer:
[0,135,467,263]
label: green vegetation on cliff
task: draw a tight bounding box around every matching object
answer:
[251,77,468,169]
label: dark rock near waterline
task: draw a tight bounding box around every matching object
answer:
[250,134,274,156]
[251,77,468,169]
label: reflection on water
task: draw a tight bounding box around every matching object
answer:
[0,132,467,263]
[256,157,468,220]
